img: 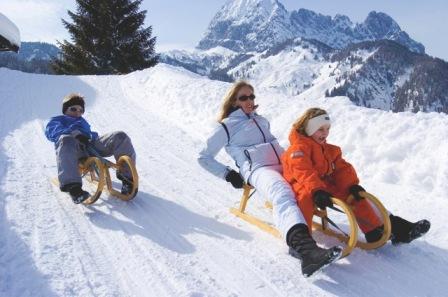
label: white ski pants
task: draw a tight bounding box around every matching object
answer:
[248,164,306,240]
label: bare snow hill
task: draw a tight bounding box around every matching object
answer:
[0,64,447,296]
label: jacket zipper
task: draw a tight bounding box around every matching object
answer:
[321,145,333,176]
[253,116,280,164]
[252,117,267,143]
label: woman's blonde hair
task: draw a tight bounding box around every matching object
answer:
[218,81,254,122]
[292,107,328,136]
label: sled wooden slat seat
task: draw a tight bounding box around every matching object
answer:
[230,184,391,258]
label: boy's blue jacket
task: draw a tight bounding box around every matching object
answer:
[45,115,99,143]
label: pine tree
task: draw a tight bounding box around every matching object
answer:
[52,0,158,74]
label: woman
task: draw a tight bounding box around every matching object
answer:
[198,82,341,277]
[282,107,430,244]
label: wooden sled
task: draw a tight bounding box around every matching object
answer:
[52,155,138,205]
[230,184,391,258]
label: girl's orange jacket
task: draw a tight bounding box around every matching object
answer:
[282,129,381,233]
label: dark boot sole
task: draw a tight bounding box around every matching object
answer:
[289,246,343,277]
[72,192,90,204]
[302,247,342,277]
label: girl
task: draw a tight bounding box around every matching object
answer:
[282,107,430,244]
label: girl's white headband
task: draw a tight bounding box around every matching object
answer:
[305,114,331,136]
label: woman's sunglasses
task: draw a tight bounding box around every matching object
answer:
[238,94,256,101]
[68,106,84,113]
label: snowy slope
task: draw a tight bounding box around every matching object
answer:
[1,64,447,297]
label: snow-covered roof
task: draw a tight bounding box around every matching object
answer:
[0,12,21,52]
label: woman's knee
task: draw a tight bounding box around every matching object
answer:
[270,180,296,206]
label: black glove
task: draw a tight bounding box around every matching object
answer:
[75,134,90,145]
[313,190,333,209]
[71,130,90,145]
[225,170,244,189]
[348,184,366,201]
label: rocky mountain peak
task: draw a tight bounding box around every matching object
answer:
[198,0,424,54]
[198,0,292,52]
[215,0,282,22]
[360,11,401,38]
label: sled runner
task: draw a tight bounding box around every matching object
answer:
[52,147,138,204]
[230,184,391,258]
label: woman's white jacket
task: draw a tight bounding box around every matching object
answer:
[198,108,284,182]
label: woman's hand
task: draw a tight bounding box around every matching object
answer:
[225,170,244,189]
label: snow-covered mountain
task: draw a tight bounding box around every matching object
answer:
[1,64,447,297]
[163,37,448,113]
[329,40,448,113]
[161,38,333,94]
[0,42,59,74]
[16,42,60,61]
[160,46,242,81]
[197,0,293,53]
[198,0,424,54]
[162,0,447,113]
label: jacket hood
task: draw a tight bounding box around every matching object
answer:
[288,128,307,144]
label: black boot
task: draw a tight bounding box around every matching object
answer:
[286,224,342,277]
[62,183,90,204]
[390,215,430,245]
[364,225,384,243]
[121,180,138,197]
[117,172,137,197]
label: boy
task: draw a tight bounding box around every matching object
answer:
[45,93,137,204]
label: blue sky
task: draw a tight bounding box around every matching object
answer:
[1,0,447,60]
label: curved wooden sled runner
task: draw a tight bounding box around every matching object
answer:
[52,155,138,205]
[230,184,391,258]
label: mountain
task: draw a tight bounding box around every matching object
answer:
[15,42,59,61]
[198,0,424,54]
[163,0,447,114]
[198,0,293,53]
[160,46,245,82]
[165,36,448,113]
[162,37,333,91]
[0,42,59,74]
[328,40,448,113]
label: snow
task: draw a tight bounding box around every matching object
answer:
[0,12,20,49]
[203,46,237,56]
[0,64,447,296]
[228,43,328,95]
[217,0,277,22]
